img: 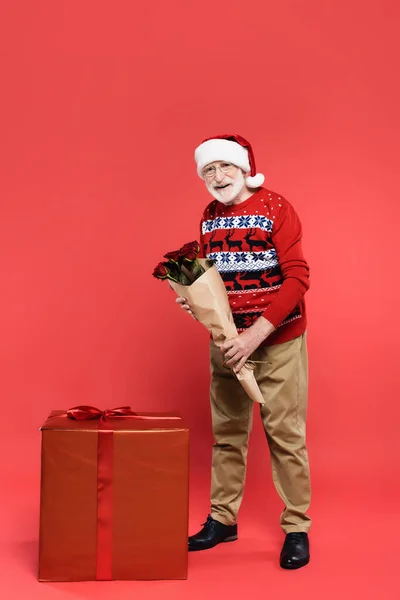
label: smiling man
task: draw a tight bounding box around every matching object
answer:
[177,134,312,569]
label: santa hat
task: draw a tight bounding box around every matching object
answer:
[194,134,265,188]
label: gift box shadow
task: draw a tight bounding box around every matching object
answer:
[13,539,39,577]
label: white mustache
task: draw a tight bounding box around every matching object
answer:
[213,179,234,188]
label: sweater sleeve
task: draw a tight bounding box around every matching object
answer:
[199,217,206,258]
[261,201,310,328]
[199,201,215,258]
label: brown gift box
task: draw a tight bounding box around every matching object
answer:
[38,406,190,581]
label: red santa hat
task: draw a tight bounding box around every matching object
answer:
[194,134,265,188]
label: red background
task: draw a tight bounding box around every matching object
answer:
[1,1,399,598]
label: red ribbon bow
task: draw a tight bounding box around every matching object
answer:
[66,405,181,422]
[67,405,137,421]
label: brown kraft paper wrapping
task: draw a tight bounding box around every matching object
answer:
[38,410,190,581]
[169,259,265,405]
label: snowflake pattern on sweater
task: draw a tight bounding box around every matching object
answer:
[200,188,309,339]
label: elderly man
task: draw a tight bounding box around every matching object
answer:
[177,134,312,569]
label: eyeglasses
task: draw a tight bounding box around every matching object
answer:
[202,162,235,179]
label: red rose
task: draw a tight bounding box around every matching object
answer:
[152,262,170,280]
[164,249,182,262]
[180,241,200,262]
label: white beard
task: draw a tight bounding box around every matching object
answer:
[206,170,246,205]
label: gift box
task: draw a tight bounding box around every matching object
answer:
[38,406,190,581]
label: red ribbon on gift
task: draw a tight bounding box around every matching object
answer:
[66,405,181,580]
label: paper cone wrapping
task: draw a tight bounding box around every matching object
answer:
[169,259,265,405]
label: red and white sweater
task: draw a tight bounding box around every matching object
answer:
[199,187,310,346]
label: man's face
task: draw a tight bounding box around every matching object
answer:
[203,161,246,205]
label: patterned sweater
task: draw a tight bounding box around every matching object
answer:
[200,187,310,346]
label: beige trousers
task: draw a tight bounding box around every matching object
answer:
[209,332,311,533]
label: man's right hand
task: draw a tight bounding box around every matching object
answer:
[176,297,197,320]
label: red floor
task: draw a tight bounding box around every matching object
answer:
[1,438,396,600]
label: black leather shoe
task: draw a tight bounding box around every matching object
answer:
[188,515,238,551]
[280,532,310,569]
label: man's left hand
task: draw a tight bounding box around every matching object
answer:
[221,317,276,373]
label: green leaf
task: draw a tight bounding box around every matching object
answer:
[192,262,205,279]
[178,271,192,285]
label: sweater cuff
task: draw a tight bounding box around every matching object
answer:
[261,278,308,328]
[260,306,282,329]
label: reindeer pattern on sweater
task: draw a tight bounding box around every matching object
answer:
[200,188,306,334]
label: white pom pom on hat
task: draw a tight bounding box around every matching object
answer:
[194,134,265,188]
[245,173,265,188]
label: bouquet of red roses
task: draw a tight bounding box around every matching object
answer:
[153,241,265,405]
